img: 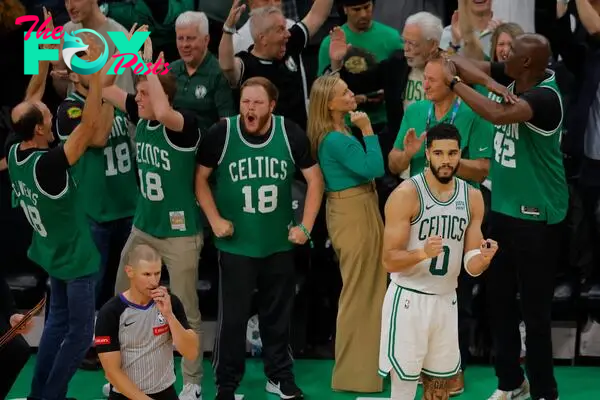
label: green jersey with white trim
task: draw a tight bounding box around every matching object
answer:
[392,173,470,295]
[491,72,568,224]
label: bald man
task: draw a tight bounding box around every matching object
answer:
[95,244,198,400]
[439,34,567,400]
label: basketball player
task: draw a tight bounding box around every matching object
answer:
[195,77,324,400]
[446,34,567,400]
[7,46,104,399]
[103,53,205,398]
[95,244,198,400]
[379,123,498,400]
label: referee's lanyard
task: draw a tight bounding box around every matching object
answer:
[425,98,461,132]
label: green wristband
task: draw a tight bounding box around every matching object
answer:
[298,223,314,249]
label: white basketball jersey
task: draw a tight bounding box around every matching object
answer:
[391,173,471,295]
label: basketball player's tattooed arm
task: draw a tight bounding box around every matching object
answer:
[422,374,451,400]
[382,181,435,272]
[463,187,498,277]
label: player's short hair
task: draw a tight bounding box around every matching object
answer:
[127,244,162,268]
[426,123,461,148]
[240,77,279,103]
[137,71,177,104]
[12,103,44,141]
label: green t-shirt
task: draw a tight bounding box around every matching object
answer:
[318,21,403,125]
[318,132,384,192]
[394,99,494,186]
[213,115,296,258]
[490,73,568,224]
[57,92,138,223]
[7,145,100,280]
[133,119,201,238]
[172,54,235,134]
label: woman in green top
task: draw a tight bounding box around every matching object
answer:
[307,74,387,394]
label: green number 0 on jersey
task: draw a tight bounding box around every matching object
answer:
[429,245,450,276]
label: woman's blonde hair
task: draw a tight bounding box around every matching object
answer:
[490,22,525,62]
[307,74,342,160]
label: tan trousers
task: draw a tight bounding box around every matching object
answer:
[327,183,387,393]
[115,227,204,385]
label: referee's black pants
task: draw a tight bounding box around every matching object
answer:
[0,317,31,398]
[213,250,296,391]
[485,212,562,400]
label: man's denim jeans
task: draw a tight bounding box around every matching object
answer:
[30,275,95,400]
[89,217,133,306]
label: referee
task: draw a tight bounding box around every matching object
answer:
[95,244,199,400]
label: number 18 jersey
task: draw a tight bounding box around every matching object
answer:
[392,174,470,295]
[213,115,295,258]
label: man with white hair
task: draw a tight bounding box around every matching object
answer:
[218,0,334,129]
[172,11,235,134]
[326,11,444,210]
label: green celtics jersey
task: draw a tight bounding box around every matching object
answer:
[133,119,201,237]
[57,92,138,222]
[491,72,568,224]
[214,115,295,258]
[7,145,100,280]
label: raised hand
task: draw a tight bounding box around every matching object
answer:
[329,26,350,62]
[225,0,246,29]
[450,10,461,45]
[424,236,443,258]
[403,128,426,156]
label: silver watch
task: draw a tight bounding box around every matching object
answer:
[222,25,236,35]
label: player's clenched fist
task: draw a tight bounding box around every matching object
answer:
[424,236,443,258]
[480,239,498,261]
[212,218,234,238]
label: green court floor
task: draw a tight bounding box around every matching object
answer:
[8,357,600,399]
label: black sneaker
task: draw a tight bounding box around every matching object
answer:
[265,379,304,399]
[215,389,236,400]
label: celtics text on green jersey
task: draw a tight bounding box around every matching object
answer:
[490,72,568,224]
[391,173,471,295]
[7,145,100,280]
[132,117,202,238]
[213,115,296,258]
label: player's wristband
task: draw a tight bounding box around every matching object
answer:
[463,249,483,277]
[298,223,314,249]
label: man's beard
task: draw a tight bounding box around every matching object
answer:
[431,164,457,184]
[241,112,271,134]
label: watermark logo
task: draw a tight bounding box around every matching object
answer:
[62,29,109,75]
[16,15,168,75]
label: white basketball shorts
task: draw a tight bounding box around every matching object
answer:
[378,282,461,380]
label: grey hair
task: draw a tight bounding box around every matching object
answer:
[175,11,209,36]
[127,244,162,267]
[405,12,443,43]
[250,6,284,42]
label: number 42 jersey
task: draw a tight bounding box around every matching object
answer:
[392,173,471,295]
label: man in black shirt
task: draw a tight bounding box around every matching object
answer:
[218,0,334,129]
[196,77,323,400]
[445,34,567,400]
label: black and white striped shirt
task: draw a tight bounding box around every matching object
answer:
[95,293,190,395]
